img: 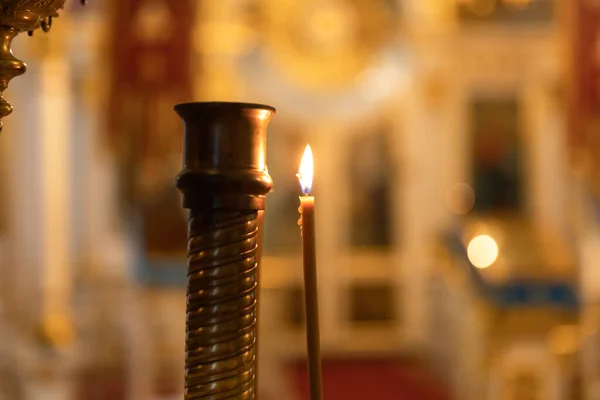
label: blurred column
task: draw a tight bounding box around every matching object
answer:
[7,19,74,340]
[37,28,74,344]
[400,0,455,348]
[0,47,24,393]
[398,83,427,345]
[525,78,568,236]
[398,75,449,346]
[7,35,43,330]
[6,17,76,400]
[312,121,343,347]
[70,6,128,281]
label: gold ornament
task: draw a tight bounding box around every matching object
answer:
[0,0,88,131]
[261,0,392,92]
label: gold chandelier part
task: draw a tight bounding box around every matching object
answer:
[0,0,87,131]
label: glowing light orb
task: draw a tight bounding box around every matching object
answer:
[467,234,499,269]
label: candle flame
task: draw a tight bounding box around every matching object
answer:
[297,145,313,195]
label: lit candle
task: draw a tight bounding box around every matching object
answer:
[297,145,323,400]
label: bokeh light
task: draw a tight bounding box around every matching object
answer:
[467,234,499,269]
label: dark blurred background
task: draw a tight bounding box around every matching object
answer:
[0,0,597,399]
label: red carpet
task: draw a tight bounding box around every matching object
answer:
[289,359,452,400]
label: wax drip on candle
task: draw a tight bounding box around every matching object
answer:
[297,145,313,237]
[297,204,304,236]
[296,145,323,400]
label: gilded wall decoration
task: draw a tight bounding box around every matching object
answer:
[260,0,394,92]
[237,0,406,122]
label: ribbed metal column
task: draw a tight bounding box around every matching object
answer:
[174,102,275,399]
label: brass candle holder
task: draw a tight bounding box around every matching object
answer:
[0,0,87,131]
[175,102,275,399]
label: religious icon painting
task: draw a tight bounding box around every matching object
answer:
[346,127,395,248]
[470,97,523,214]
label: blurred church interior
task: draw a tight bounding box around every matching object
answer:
[1,0,599,398]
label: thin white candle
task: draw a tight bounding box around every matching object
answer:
[297,144,323,400]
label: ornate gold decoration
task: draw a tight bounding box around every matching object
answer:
[0,0,87,131]
[261,0,393,92]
